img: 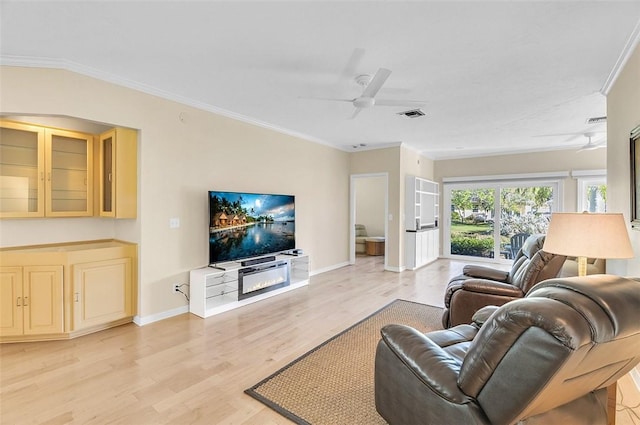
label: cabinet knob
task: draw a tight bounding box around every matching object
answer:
[23,297,28,307]
[74,292,79,302]
[16,297,21,307]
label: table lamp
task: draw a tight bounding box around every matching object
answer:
[542,212,635,425]
[543,212,634,277]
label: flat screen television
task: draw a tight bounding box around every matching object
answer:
[208,190,296,265]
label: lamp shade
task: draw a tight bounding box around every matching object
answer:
[543,212,634,259]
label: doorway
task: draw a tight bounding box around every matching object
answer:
[349,173,388,269]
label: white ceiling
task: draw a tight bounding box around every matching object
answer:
[1,1,640,159]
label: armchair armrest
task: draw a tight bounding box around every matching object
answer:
[462,265,510,282]
[471,305,500,328]
[379,324,474,403]
[461,279,524,298]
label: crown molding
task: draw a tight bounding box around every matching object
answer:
[601,18,640,95]
[0,55,338,149]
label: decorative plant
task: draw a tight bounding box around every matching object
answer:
[499,213,550,236]
[451,235,494,257]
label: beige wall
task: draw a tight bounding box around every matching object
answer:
[3,53,633,323]
[402,145,436,179]
[348,145,435,270]
[350,147,402,269]
[355,176,386,238]
[0,66,351,319]
[606,42,640,276]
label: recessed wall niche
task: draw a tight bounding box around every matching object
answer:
[0,114,137,219]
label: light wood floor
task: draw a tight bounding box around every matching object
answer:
[1,256,638,424]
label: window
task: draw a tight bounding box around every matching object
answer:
[572,170,606,213]
[577,176,607,213]
[443,178,561,262]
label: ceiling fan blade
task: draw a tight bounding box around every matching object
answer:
[349,108,363,120]
[374,99,427,107]
[533,130,606,138]
[361,68,391,99]
[340,48,366,79]
[300,96,354,103]
[577,142,607,152]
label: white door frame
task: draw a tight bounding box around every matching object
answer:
[349,173,389,269]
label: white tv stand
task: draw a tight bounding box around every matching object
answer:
[189,253,309,318]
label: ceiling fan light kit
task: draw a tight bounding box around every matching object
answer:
[355,74,372,87]
[353,97,376,108]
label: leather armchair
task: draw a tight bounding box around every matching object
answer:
[441,234,566,328]
[375,275,640,425]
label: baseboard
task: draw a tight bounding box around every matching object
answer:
[310,261,349,276]
[132,260,376,325]
[133,305,190,326]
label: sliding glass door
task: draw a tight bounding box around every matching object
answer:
[448,187,495,259]
[444,180,559,261]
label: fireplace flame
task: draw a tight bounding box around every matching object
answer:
[247,276,286,293]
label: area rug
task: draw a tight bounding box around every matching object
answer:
[245,299,443,425]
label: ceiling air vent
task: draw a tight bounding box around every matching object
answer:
[586,116,606,125]
[397,109,426,118]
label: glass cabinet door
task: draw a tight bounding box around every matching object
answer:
[99,131,115,216]
[0,122,45,217]
[98,127,137,218]
[45,129,93,216]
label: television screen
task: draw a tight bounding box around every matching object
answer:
[209,191,295,264]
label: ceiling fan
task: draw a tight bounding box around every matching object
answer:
[577,132,606,152]
[312,67,427,119]
[532,129,605,143]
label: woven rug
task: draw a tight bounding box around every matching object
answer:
[245,299,443,425]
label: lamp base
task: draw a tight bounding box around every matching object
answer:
[607,382,617,425]
[578,256,588,277]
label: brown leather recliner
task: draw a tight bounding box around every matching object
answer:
[375,275,640,425]
[442,234,566,328]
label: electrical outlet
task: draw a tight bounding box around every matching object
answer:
[173,284,180,293]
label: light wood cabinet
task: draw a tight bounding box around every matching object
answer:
[23,266,65,335]
[0,267,25,336]
[0,121,45,217]
[46,128,94,217]
[0,120,94,218]
[98,128,137,218]
[0,265,64,337]
[72,258,133,331]
[0,240,137,343]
